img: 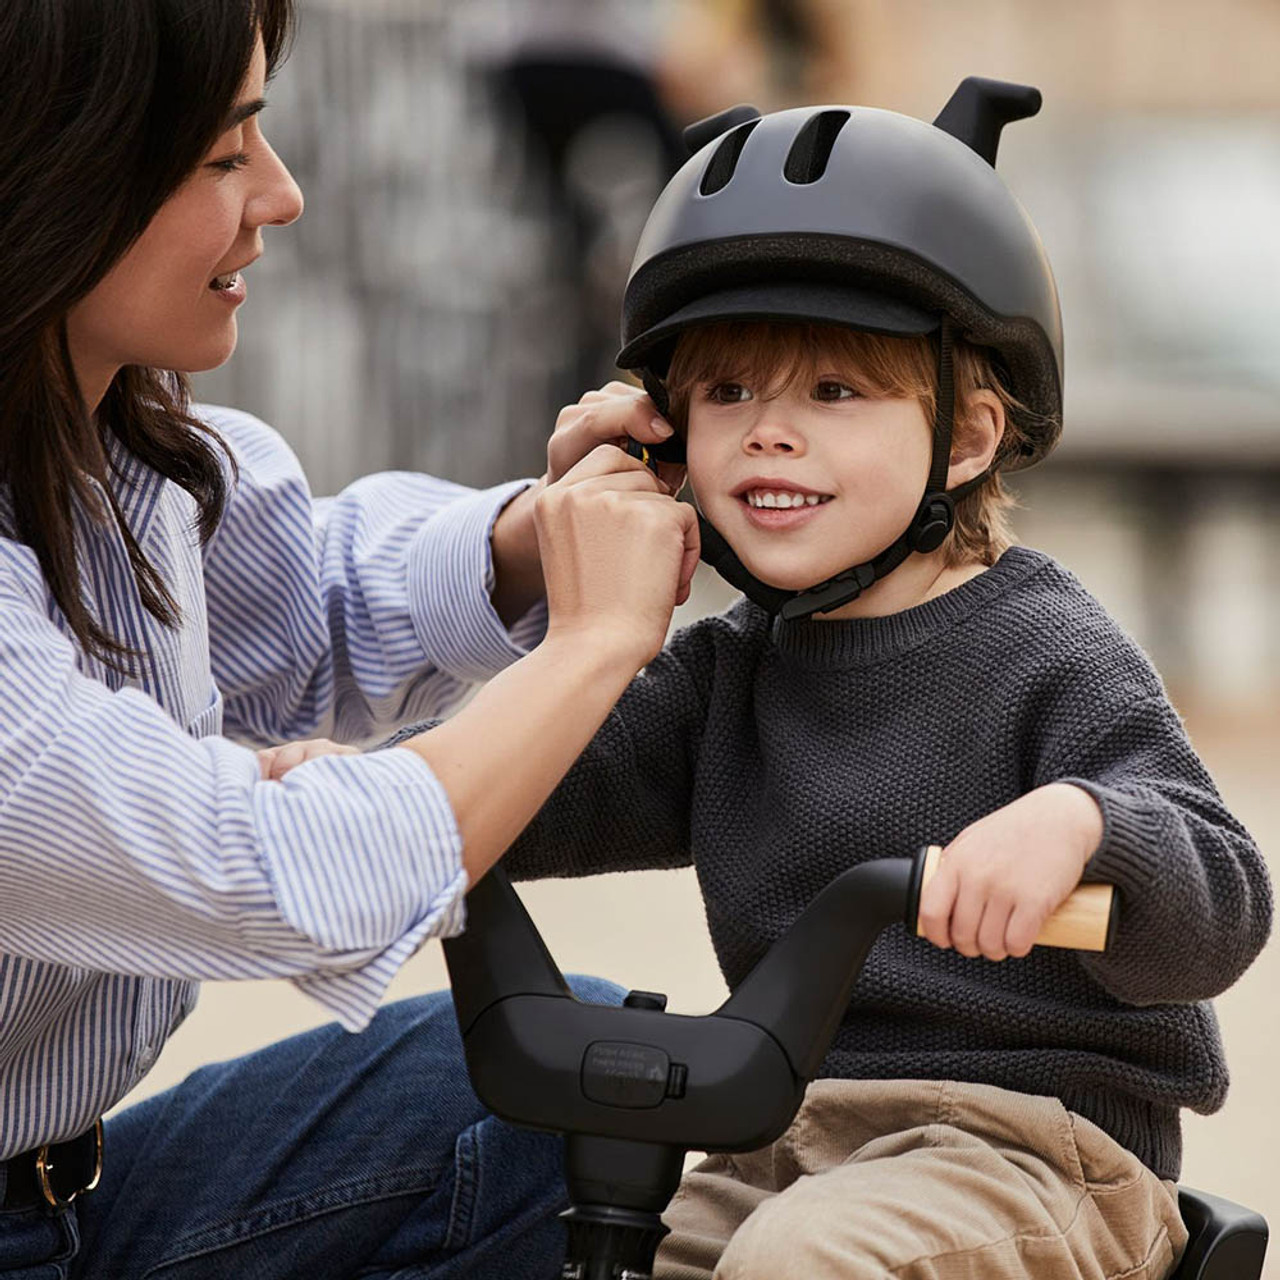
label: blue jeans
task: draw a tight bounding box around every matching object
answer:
[0,977,624,1279]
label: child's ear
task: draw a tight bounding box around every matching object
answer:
[948,389,1005,488]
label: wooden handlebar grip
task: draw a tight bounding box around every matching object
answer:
[916,845,1116,952]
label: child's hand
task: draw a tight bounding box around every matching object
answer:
[257,738,360,782]
[917,783,1104,961]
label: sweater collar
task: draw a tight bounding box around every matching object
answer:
[769,545,1048,668]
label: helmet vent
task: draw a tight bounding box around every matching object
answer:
[783,110,851,185]
[699,119,760,196]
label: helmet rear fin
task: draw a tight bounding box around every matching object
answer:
[783,110,851,185]
[682,104,762,157]
[932,77,1041,166]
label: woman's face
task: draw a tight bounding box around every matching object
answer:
[66,37,303,411]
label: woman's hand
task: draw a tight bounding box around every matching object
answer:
[490,383,683,625]
[536,442,700,668]
[916,783,1104,960]
[546,382,684,493]
[257,738,359,782]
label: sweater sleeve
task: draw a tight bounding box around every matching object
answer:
[498,619,718,880]
[1038,689,1272,1005]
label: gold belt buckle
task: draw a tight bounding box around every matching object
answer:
[35,1119,103,1210]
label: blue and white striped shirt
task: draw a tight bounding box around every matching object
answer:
[0,405,545,1156]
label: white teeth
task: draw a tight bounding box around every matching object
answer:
[745,489,830,509]
[211,271,239,290]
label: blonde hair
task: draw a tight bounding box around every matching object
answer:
[665,321,1033,567]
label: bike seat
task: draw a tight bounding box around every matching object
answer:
[1171,1186,1268,1279]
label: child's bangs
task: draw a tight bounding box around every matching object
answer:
[667,322,936,405]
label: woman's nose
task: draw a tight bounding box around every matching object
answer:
[246,143,304,229]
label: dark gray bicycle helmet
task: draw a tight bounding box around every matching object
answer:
[617,78,1063,619]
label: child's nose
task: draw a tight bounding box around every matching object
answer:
[742,414,804,456]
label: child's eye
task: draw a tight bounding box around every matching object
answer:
[813,380,859,402]
[209,151,251,174]
[705,382,752,404]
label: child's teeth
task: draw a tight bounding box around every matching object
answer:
[748,490,829,509]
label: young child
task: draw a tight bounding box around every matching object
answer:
[295,82,1273,1278]
[495,83,1274,1280]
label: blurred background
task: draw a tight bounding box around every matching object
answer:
[183,0,1279,1268]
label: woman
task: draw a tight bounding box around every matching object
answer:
[0,1,694,1275]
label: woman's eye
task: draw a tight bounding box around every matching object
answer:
[209,151,251,174]
[814,380,858,401]
[706,382,752,404]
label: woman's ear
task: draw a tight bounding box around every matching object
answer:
[948,389,1005,488]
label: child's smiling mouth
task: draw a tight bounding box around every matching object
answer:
[732,480,835,531]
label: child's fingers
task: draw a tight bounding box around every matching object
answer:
[916,856,959,951]
[947,882,987,959]
[257,747,279,781]
[1005,901,1048,958]
[976,896,1016,962]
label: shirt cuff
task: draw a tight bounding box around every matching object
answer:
[406,479,547,684]
[252,747,470,1030]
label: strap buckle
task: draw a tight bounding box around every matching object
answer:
[35,1120,103,1210]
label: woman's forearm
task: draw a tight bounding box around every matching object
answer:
[489,483,546,627]
[395,631,641,883]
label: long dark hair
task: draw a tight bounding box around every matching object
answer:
[0,0,295,669]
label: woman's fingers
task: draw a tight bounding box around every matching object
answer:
[554,442,668,489]
[548,385,676,484]
[535,456,698,666]
[654,459,688,497]
[260,739,360,782]
[676,501,701,605]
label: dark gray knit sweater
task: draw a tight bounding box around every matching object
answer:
[491,547,1271,1179]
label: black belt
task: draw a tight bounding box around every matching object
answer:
[1,1121,103,1211]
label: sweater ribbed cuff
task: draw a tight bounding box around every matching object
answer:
[1062,777,1162,892]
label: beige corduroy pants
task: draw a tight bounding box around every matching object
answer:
[655,1079,1187,1280]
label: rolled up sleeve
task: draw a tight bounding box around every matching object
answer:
[0,579,468,1030]
[199,406,545,746]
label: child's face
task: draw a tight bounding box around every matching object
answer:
[685,367,933,593]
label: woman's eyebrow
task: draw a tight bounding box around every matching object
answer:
[221,97,267,131]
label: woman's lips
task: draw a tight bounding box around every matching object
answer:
[208,271,246,305]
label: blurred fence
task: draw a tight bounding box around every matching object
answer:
[195,0,673,489]
[193,0,1280,705]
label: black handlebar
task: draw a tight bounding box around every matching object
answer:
[441,852,927,1279]
[444,855,920,1153]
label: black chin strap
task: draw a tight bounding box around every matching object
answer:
[641,317,987,621]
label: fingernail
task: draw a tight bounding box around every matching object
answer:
[651,417,673,437]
